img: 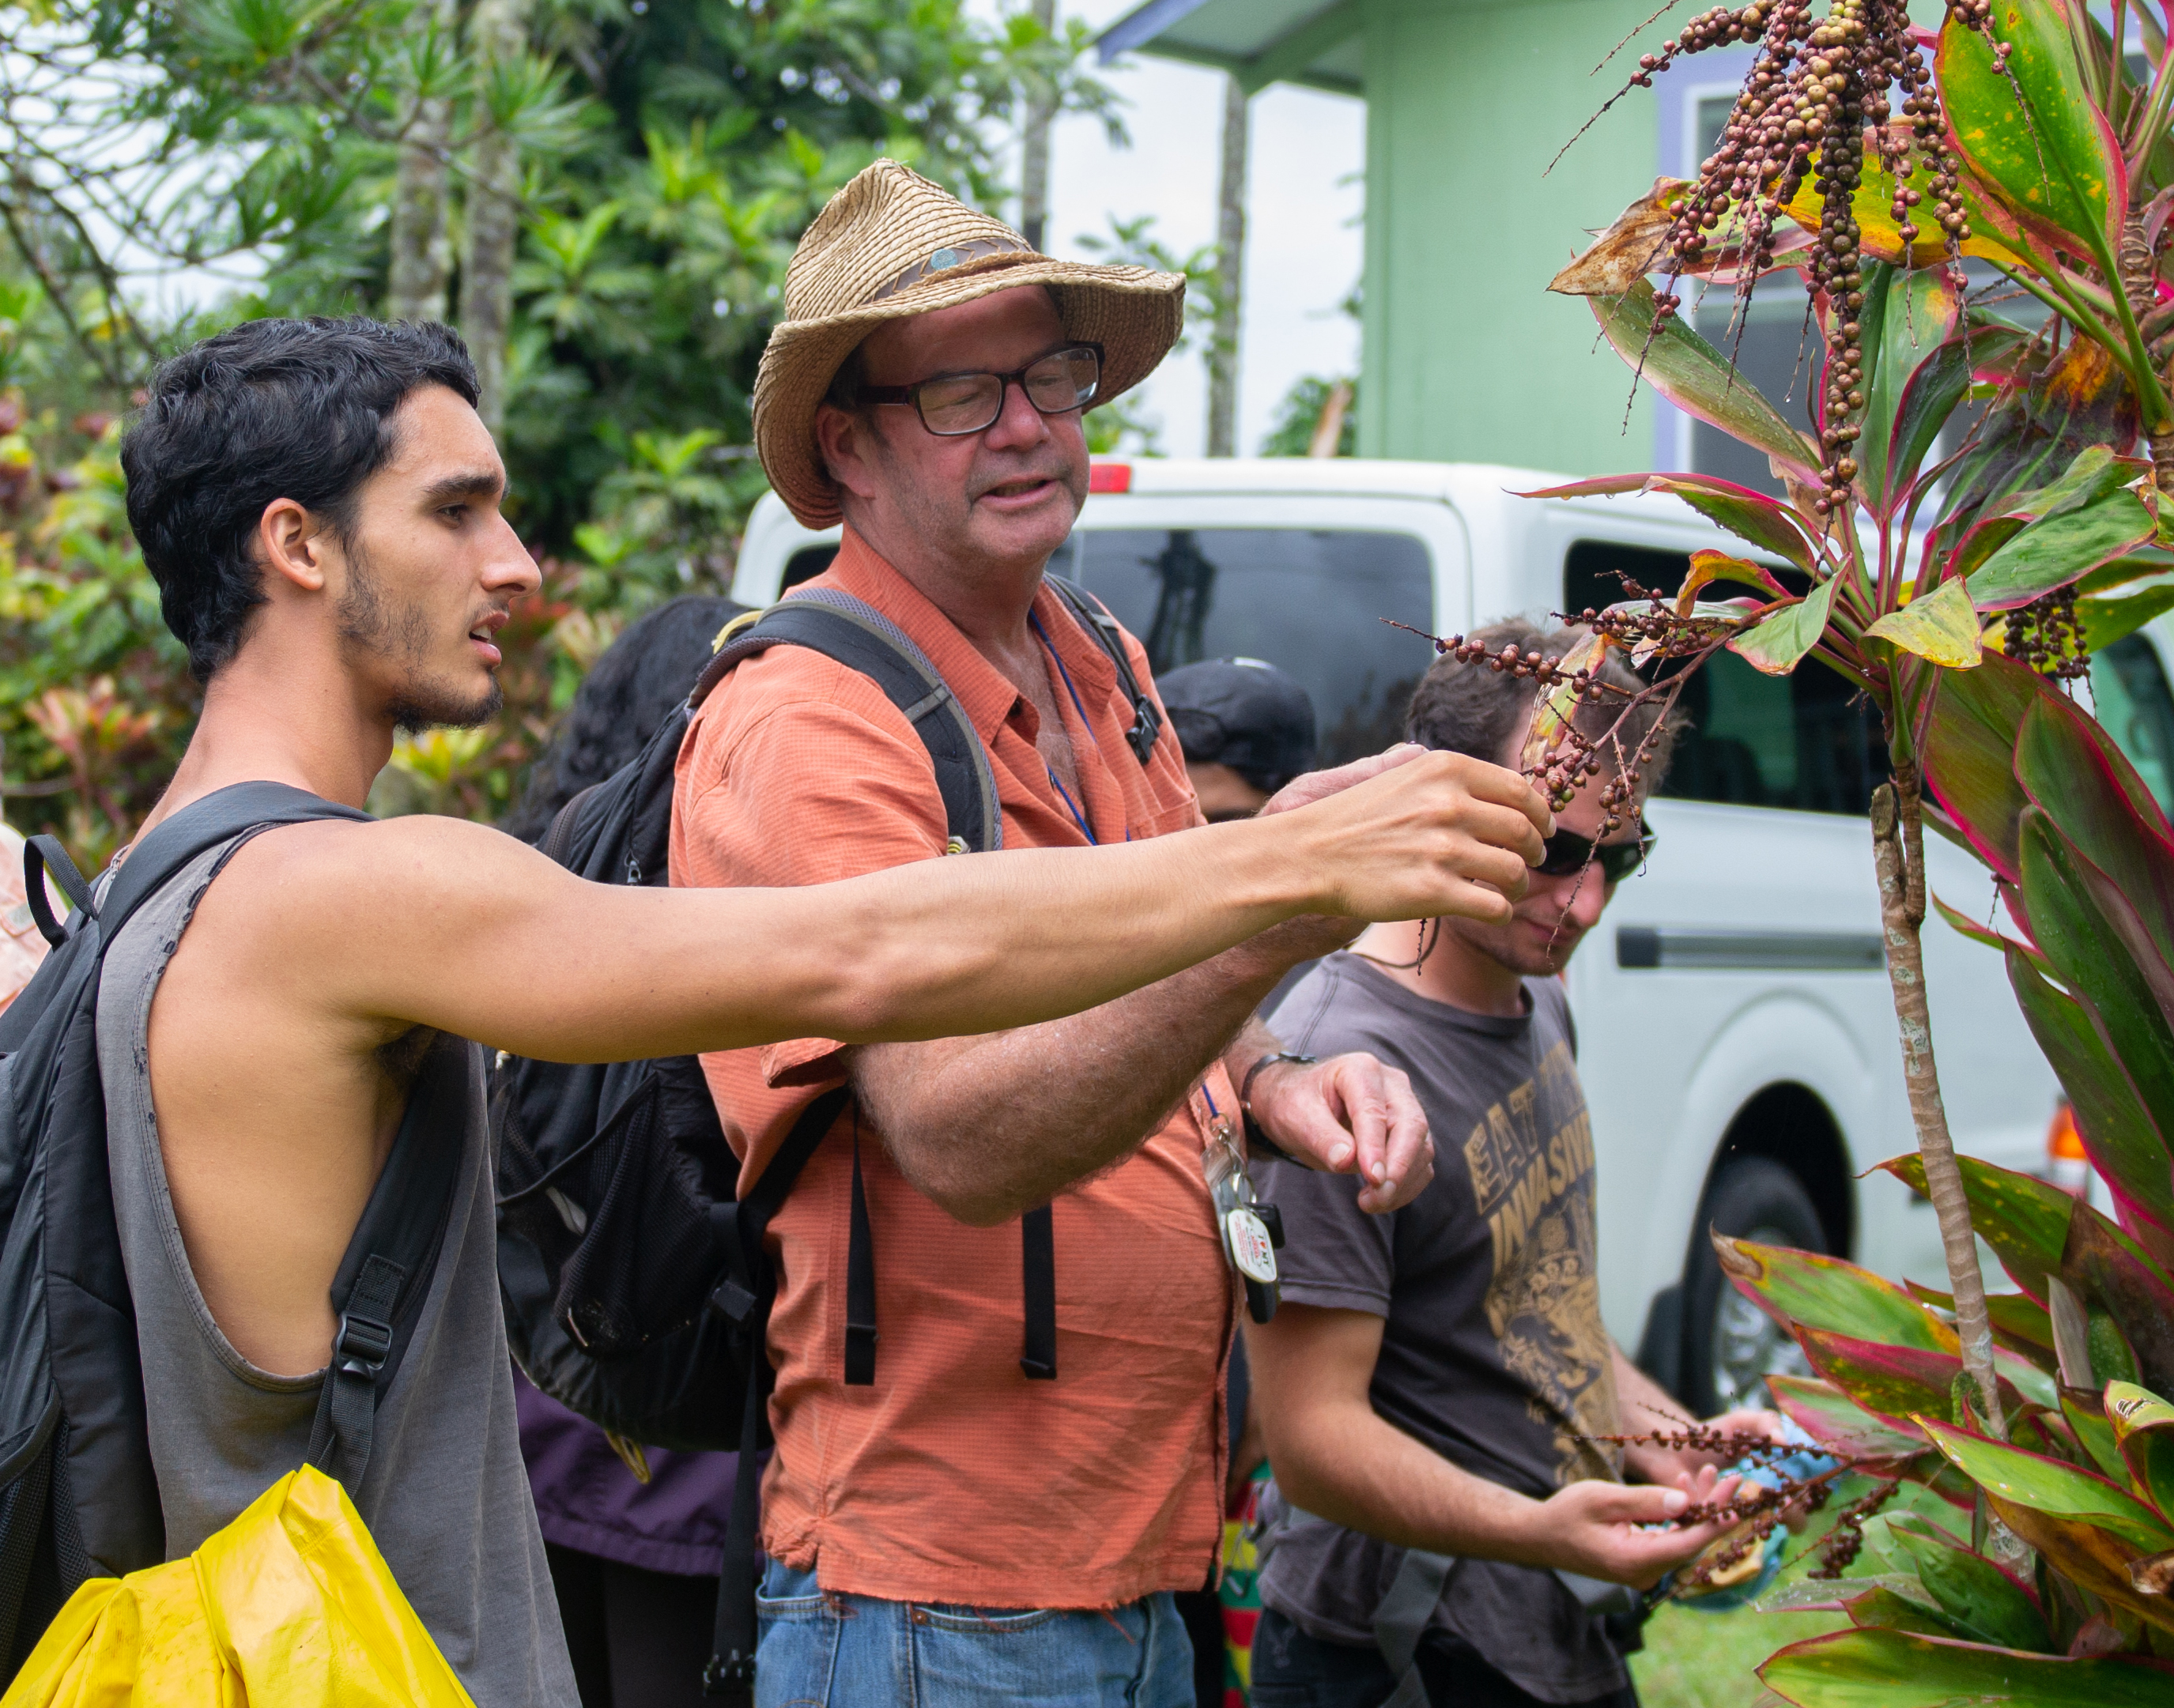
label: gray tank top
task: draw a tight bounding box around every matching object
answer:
[96,836,577,1707]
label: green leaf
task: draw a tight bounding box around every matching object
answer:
[2062,1386,2135,1484]
[1797,1327,2014,1435]
[1923,651,2057,883]
[1938,0,2128,266]
[1884,328,2026,511]
[1841,1585,1966,1640]
[1885,1516,2055,1651]
[2006,944,2174,1236]
[1716,1239,1959,1353]
[1729,574,1840,676]
[1584,280,1821,484]
[2015,809,2174,1219]
[1767,1374,1931,1461]
[1522,470,1813,577]
[1865,579,1984,668]
[1761,1627,2173,1707]
[1967,489,2157,611]
[1878,1154,2077,1295]
[2080,586,2174,652]
[1919,1417,2174,1552]
[1855,266,1961,512]
[2104,1382,2174,1520]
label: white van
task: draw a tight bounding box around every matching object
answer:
[730,458,2172,1412]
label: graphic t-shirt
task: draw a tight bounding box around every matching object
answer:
[1255,953,1627,1704]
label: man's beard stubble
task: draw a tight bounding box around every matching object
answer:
[336,537,502,733]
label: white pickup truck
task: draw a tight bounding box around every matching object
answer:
[730,458,2174,1412]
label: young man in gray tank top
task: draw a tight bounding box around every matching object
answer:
[92,317,1556,1702]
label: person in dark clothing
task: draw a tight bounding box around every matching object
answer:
[1159,658,1318,824]
[1244,623,1780,1708]
[501,595,739,842]
[506,594,745,1708]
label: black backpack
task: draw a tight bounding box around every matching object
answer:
[0,782,462,1680]
[490,579,1161,1699]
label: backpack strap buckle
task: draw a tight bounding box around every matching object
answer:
[333,1308,394,1376]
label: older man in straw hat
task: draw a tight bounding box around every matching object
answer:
[670,160,1536,1706]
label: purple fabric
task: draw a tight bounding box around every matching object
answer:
[514,1367,738,1578]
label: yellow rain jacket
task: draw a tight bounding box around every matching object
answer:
[3,1465,474,1706]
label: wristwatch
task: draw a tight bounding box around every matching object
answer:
[1240,1051,1317,1166]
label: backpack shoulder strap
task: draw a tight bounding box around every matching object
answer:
[1044,576,1164,770]
[305,1040,466,1495]
[693,590,1002,854]
[100,782,374,938]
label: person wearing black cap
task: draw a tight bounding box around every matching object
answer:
[1160,658,1319,823]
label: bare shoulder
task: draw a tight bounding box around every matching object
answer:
[187,814,560,976]
[207,812,546,906]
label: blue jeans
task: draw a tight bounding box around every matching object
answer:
[753,1559,1195,1707]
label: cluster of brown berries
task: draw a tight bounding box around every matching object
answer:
[1807,1477,1900,1578]
[1423,631,1620,816]
[2001,585,2091,681]
[1624,0,1995,511]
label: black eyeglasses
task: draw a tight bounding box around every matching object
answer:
[861,344,1104,436]
[1537,822,1655,883]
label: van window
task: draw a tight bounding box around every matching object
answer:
[2093,635,2174,809]
[1564,539,1881,815]
[1659,652,1885,816]
[1063,529,1437,767]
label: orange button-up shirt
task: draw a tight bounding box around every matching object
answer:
[670,530,1237,1610]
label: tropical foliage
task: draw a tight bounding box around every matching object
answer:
[0,0,1123,860]
[1538,0,2174,1691]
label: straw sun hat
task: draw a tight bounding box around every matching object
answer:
[752,158,1186,528]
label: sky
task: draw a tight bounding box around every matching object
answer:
[1001,1,1368,458]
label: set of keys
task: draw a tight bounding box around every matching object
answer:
[1202,1119,1286,1323]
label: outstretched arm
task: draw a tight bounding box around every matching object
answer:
[225,746,1549,1065]
[1245,1303,1746,1589]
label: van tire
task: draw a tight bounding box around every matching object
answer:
[1681,1157,1825,1415]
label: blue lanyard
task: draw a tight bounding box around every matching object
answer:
[1033,611,1100,845]
[1046,765,1096,843]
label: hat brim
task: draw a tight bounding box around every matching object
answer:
[752,255,1186,530]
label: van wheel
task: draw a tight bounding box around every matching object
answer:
[1681,1157,1824,1415]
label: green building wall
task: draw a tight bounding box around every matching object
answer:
[1357,0,1666,473]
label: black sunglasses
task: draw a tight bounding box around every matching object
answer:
[861,343,1104,436]
[1537,823,1655,883]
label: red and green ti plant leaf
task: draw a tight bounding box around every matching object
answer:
[1865,578,1983,668]
[1882,1512,2054,1652]
[1582,278,1821,484]
[2013,808,2174,1251]
[1729,572,1839,675]
[1767,1374,1928,1463]
[1760,1626,2174,1707]
[1918,1417,2174,1631]
[1515,473,1812,578]
[1715,1237,1957,1352]
[1965,486,2157,610]
[1937,0,2127,267]
[2006,943,2174,1246]
[1797,1326,2029,1436]
[1922,650,2065,883]
[2104,1381,2174,1523]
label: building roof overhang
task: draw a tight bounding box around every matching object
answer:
[1096,0,1364,96]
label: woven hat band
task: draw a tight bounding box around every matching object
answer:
[870,236,1033,304]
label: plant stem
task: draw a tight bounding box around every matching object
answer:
[1871,770,2005,1437]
